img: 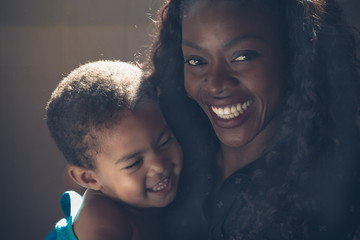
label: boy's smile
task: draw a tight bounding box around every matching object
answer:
[148,176,171,192]
[92,102,183,208]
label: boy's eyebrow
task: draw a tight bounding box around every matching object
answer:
[115,126,171,164]
[116,151,145,164]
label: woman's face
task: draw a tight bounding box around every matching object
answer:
[182,1,286,148]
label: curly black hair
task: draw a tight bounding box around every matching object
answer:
[146,0,360,239]
[46,60,157,169]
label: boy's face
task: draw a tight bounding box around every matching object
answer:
[93,102,183,208]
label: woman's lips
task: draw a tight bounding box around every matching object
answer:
[211,99,254,119]
[208,99,255,128]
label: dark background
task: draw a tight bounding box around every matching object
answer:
[0,0,359,239]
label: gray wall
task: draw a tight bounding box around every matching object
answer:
[0,0,359,239]
[0,1,160,239]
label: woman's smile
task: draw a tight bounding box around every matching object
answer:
[210,100,254,120]
[208,99,255,129]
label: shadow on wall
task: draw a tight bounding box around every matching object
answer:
[0,0,359,239]
[0,0,160,239]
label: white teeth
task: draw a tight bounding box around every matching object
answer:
[236,104,241,111]
[150,177,169,192]
[231,106,237,113]
[211,100,253,120]
[242,103,247,110]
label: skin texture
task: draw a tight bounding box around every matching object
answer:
[182,1,286,180]
[73,189,164,240]
[71,102,183,240]
[92,103,182,208]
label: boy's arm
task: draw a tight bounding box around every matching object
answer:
[73,194,133,240]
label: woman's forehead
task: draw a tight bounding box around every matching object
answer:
[182,1,283,33]
[181,0,285,19]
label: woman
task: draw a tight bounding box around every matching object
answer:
[146,0,360,239]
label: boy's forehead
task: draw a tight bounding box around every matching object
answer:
[133,99,161,114]
[95,101,163,137]
[93,103,167,160]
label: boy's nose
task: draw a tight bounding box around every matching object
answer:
[147,154,167,176]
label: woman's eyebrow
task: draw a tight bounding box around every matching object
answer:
[182,35,266,50]
[222,34,266,48]
[182,39,202,50]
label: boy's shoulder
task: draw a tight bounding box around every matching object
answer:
[73,189,133,240]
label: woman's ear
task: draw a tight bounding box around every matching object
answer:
[68,165,102,191]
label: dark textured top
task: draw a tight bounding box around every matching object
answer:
[203,158,267,240]
[162,153,360,240]
[158,96,359,240]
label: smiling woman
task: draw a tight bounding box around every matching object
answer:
[146,0,360,239]
[182,1,286,163]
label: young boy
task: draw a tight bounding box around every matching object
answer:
[45,60,183,240]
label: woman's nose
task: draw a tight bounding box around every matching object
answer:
[203,63,238,95]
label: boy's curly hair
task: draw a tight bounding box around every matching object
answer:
[146,0,360,239]
[47,60,157,169]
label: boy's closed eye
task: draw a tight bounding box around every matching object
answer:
[123,158,143,170]
[158,134,172,150]
[116,151,145,170]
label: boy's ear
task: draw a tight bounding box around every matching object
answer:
[156,86,161,96]
[68,165,102,191]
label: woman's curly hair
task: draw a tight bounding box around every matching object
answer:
[146,0,360,239]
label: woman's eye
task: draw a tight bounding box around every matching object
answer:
[234,55,247,61]
[232,51,260,62]
[124,158,143,170]
[158,135,172,149]
[184,57,206,66]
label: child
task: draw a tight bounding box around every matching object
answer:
[45,60,183,240]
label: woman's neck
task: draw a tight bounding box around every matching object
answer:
[216,116,280,183]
